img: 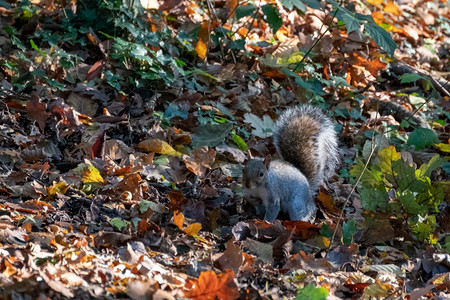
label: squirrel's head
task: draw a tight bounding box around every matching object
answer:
[242,155,271,189]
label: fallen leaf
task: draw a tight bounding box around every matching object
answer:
[184,270,239,300]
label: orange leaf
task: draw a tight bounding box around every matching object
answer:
[173,211,185,230]
[184,270,239,300]
[384,1,401,16]
[184,223,201,236]
[195,21,210,60]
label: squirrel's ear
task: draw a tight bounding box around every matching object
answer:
[247,150,253,159]
[263,154,272,168]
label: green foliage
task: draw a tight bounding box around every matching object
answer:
[407,128,440,150]
[261,4,282,33]
[342,219,357,244]
[232,131,248,151]
[110,217,131,231]
[400,73,424,84]
[320,223,333,238]
[351,145,447,244]
[296,284,329,300]
[243,113,276,138]
[328,0,396,56]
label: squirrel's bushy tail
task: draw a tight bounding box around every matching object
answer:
[273,105,339,191]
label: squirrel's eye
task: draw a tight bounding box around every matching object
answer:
[259,171,264,177]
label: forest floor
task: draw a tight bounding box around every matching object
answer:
[0,0,449,299]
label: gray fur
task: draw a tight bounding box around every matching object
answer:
[243,105,339,222]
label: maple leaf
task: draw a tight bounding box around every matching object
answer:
[184,270,239,300]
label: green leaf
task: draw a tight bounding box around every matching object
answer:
[398,191,425,214]
[416,183,444,211]
[291,0,306,12]
[235,4,257,19]
[30,39,47,56]
[407,128,439,150]
[360,185,389,211]
[296,284,329,300]
[243,113,275,138]
[393,160,428,193]
[400,73,424,84]
[350,160,383,188]
[416,155,446,179]
[364,23,397,57]
[410,215,436,244]
[342,219,357,244]
[232,132,248,151]
[262,4,282,33]
[191,122,233,148]
[109,217,130,231]
[279,0,293,10]
[301,0,323,9]
[341,12,361,33]
[320,223,333,238]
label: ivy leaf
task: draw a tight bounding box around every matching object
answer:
[407,128,439,150]
[235,4,257,19]
[364,22,397,56]
[262,4,282,33]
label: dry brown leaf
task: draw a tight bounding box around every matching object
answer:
[26,95,50,132]
[183,146,215,177]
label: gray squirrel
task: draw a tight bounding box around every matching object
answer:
[243,105,339,222]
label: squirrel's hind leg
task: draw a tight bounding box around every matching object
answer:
[287,195,316,222]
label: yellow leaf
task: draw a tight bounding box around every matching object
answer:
[138,138,181,157]
[378,145,401,175]
[173,211,185,230]
[46,181,69,201]
[184,223,201,236]
[436,143,450,153]
[83,165,105,183]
